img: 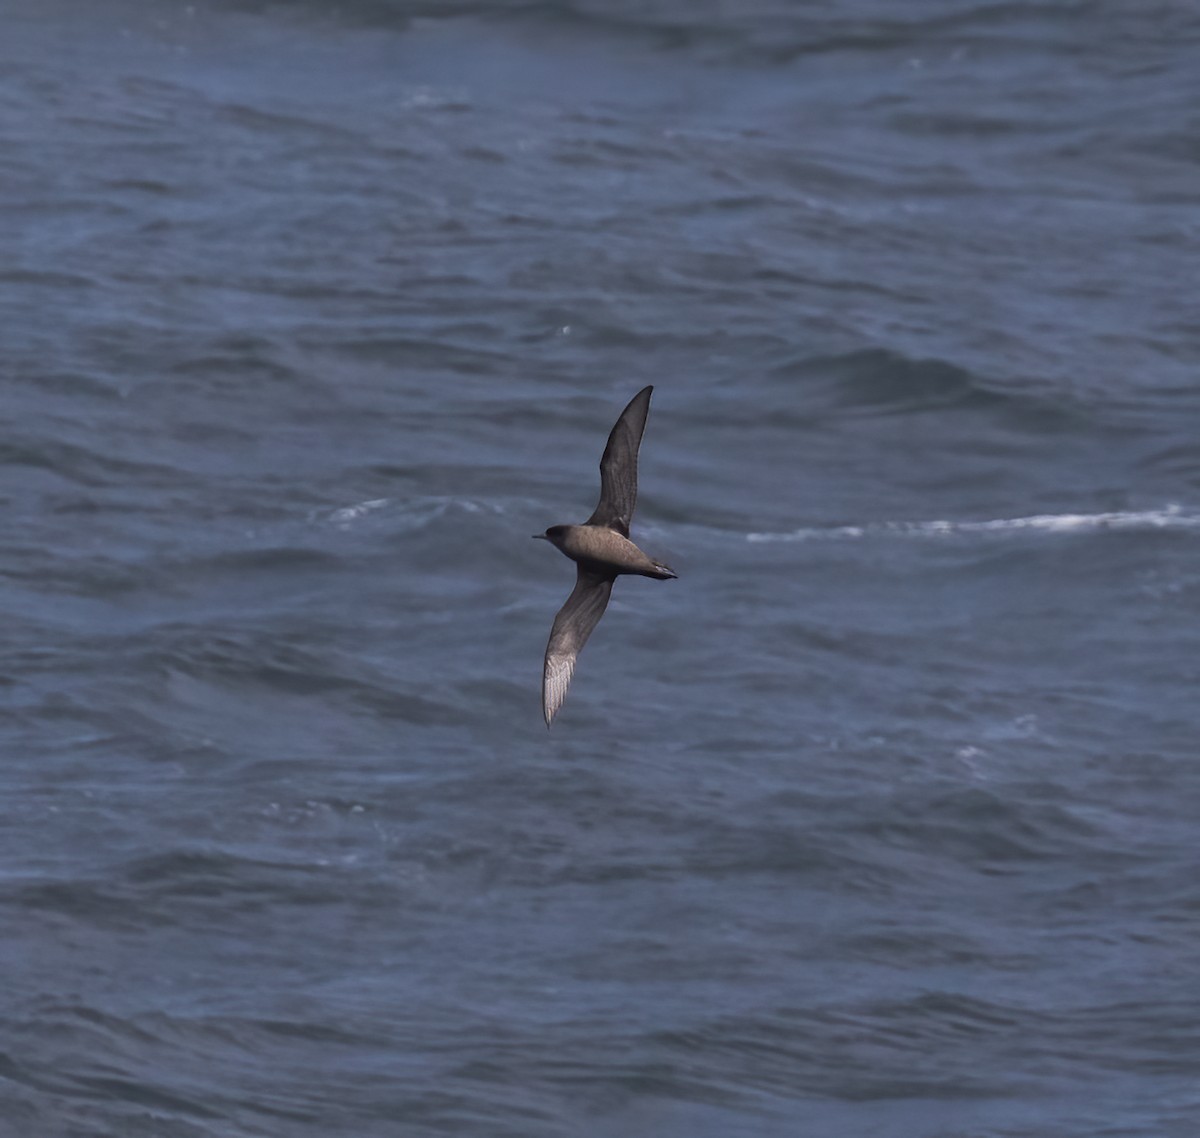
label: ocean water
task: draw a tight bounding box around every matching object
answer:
[3,1,1200,1135]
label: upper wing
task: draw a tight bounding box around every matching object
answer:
[542,566,616,727]
[585,385,653,537]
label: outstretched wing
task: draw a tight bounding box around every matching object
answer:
[542,566,616,726]
[585,385,653,537]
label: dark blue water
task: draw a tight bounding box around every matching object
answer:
[4,1,1200,1134]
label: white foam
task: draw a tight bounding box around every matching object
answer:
[747,505,1200,543]
[328,498,391,524]
[318,496,507,532]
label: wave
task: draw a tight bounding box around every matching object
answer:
[210,0,1188,73]
[747,505,1200,543]
[312,495,498,531]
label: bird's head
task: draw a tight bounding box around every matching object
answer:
[533,525,569,546]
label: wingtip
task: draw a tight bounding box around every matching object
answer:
[542,679,560,728]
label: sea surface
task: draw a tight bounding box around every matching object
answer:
[3,1,1200,1135]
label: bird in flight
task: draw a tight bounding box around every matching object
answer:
[534,385,676,727]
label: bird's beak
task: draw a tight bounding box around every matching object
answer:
[532,534,548,540]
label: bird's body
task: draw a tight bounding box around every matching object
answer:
[534,385,676,727]
[539,524,676,580]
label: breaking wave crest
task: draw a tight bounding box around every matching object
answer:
[747,505,1200,543]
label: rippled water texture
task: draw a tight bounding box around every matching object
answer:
[3,1,1200,1135]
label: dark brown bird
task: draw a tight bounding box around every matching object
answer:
[534,385,676,726]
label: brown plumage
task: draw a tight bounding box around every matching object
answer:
[534,386,676,726]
